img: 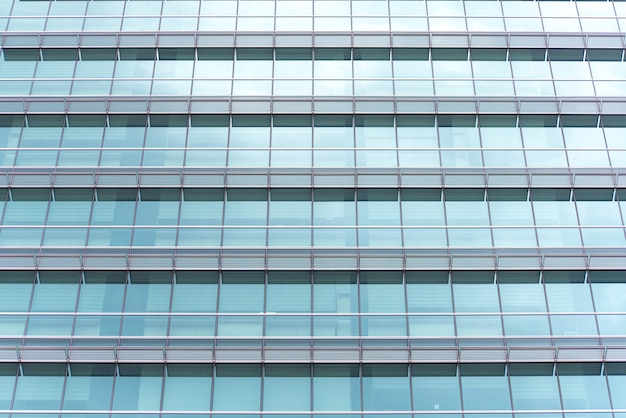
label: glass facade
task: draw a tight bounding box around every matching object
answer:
[1,0,626,416]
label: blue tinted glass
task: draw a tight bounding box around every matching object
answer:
[263,367,311,411]
[510,376,560,410]
[462,377,511,410]
[560,376,611,409]
[113,377,162,410]
[162,377,211,410]
[78,284,125,312]
[363,375,411,411]
[213,366,261,411]
[412,377,461,411]
[31,284,78,312]
[14,376,64,410]
[63,376,114,410]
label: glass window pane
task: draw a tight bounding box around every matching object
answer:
[313,365,360,411]
[263,365,311,411]
[363,365,411,411]
[560,376,611,409]
[462,376,511,410]
[545,284,593,313]
[412,371,460,411]
[313,272,358,313]
[14,376,64,410]
[510,376,560,410]
[113,376,162,410]
[63,376,114,410]
[267,272,310,312]
[213,365,261,411]
[31,284,78,312]
[500,284,547,312]
[453,284,499,312]
[219,272,264,312]
[162,365,212,411]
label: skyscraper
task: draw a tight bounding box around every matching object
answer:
[0,0,626,415]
